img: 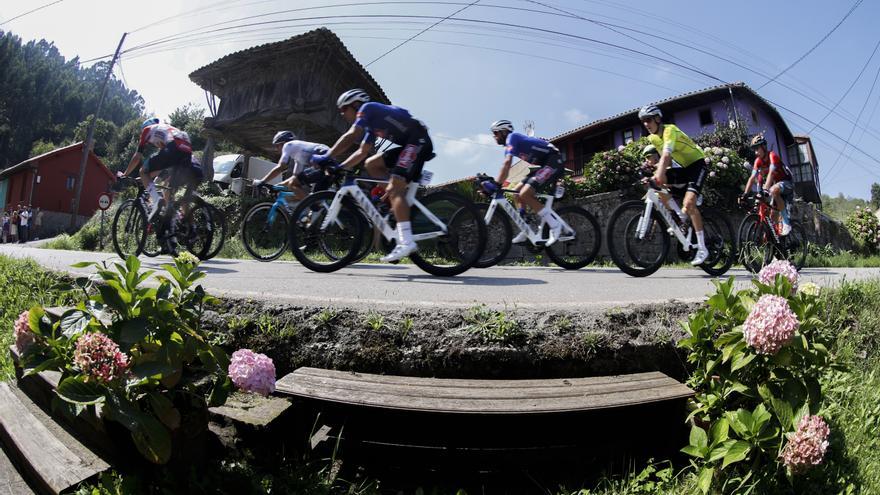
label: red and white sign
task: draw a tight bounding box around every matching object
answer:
[97,193,112,211]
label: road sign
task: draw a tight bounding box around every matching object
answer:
[97,193,112,211]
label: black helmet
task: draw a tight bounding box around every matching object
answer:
[272,130,296,145]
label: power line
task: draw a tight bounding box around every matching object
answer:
[808,36,880,134]
[0,0,65,25]
[758,0,862,89]
[365,0,479,67]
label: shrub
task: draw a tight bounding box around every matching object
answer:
[679,261,841,493]
[17,255,232,464]
[844,206,880,254]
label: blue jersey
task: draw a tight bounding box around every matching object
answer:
[354,102,425,146]
[505,132,558,164]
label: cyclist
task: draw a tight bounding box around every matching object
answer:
[481,120,563,245]
[639,104,709,265]
[742,134,794,235]
[641,144,689,224]
[253,131,330,199]
[312,89,434,262]
[122,117,193,221]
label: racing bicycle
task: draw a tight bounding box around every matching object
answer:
[738,192,808,273]
[472,173,601,269]
[605,179,735,277]
[289,164,487,276]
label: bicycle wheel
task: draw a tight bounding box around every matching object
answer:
[738,214,760,273]
[289,191,365,273]
[546,206,601,270]
[409,191,487,277]
[698,208,735,277]
[349,211,377,263]
[112,199,147,259]
[183,204,214,260]
[606,200,669,277]
[202,205,227,260]
[781,221,808,271]
[241,202,290,262]
[473,203,513,268]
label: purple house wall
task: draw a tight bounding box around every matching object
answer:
[551,83,822,203]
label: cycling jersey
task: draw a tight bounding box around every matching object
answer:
[138,124,192,154]
[354,102,426,146]
[504,132,559,165]
[647,124,704,167]
[279,140,330,175]
[753,151,793,184]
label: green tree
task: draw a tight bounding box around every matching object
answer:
[168,103,206,151]
[870,182,880,209]
[28,139,56,158]
[73,116,118,158]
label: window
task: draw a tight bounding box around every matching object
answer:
[698,109,713,127]
[622,128,634,144]
[798,143,809,164]
[751,108,759,124]
[66,176,75,191]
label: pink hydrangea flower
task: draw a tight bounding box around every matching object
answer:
[780,415,830,473]
[73,332,128,383]
[758,259,800,291]
[228,349,276,397]
[13,310,34,354]
[743,294,799,355]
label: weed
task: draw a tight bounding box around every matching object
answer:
[554,315,573,332]
[464,305,522,343]
[365,312,385,332]
[314,308,339,326]
[399,316,414,340]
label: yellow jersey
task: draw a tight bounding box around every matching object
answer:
[647,124,705,167]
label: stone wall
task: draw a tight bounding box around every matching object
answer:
[30,210,90,240]
[503,192,853,263]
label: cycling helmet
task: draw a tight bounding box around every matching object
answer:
[490,120,514,133]
[336,89,370,108]
[750,134,767,148]
[642,144,659,157]
[141,117,160,129]
[272,130,296,145]
[638,104,663,120]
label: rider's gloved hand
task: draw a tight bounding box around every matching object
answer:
[310,153,332,167]
[480,180,499,196]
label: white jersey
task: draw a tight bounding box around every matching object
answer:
[280,140,329,175]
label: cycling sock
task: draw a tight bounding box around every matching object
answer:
[538,206,560,227]
[781,206,791,226]
[397,221,413,245]
[696,230,706,250]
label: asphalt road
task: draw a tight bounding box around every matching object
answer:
[3,245,879,309]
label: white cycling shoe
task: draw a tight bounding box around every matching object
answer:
[545,224,563,247]
[780,223,792,236]
[691,247,710,266]
[511,231,529,244]
[381,242,418,263]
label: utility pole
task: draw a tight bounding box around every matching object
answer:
[69,33,127,230]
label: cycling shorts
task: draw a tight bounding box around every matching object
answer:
[381,129,435,182]
[666,158,707,195]
[143,141,192,174]
[523,152,565,193]
[776,180,794,203]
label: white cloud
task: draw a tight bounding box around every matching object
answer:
[428,132,501,183]
[564,108,590,125]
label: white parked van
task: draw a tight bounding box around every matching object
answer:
[212,154,279,194]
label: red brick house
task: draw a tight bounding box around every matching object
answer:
[0,142,115,232]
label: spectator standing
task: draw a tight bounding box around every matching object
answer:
[10,209,18,243]
[1,212,8,243]
[33,208,42,240]
[19,206,31,243]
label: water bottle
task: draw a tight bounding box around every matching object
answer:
[554,184,565,199]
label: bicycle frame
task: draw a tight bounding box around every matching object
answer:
[320,173,447,243]
[266,187,298,224]
[635,187,697,251]
[483,192,575,244]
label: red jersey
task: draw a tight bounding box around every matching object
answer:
[753,151,792,184]
[137,124,192,154]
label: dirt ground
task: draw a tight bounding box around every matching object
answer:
[203,298,700,381]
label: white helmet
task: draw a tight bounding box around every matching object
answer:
[336,89,370,108]
[638,104,663,120]
[490,120,514,133]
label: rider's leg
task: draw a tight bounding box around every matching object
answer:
[365,153,390,179]
[380,140,430,262]
[683,191,708,264]
[519,184,561,241]
[770,183,791,234]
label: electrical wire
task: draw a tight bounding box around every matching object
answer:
[758,0,863,89]
[0,0,65,25]
[365,0,479,67]
[808,37,880,134]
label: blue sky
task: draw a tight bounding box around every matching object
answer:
[2,0,879,198]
